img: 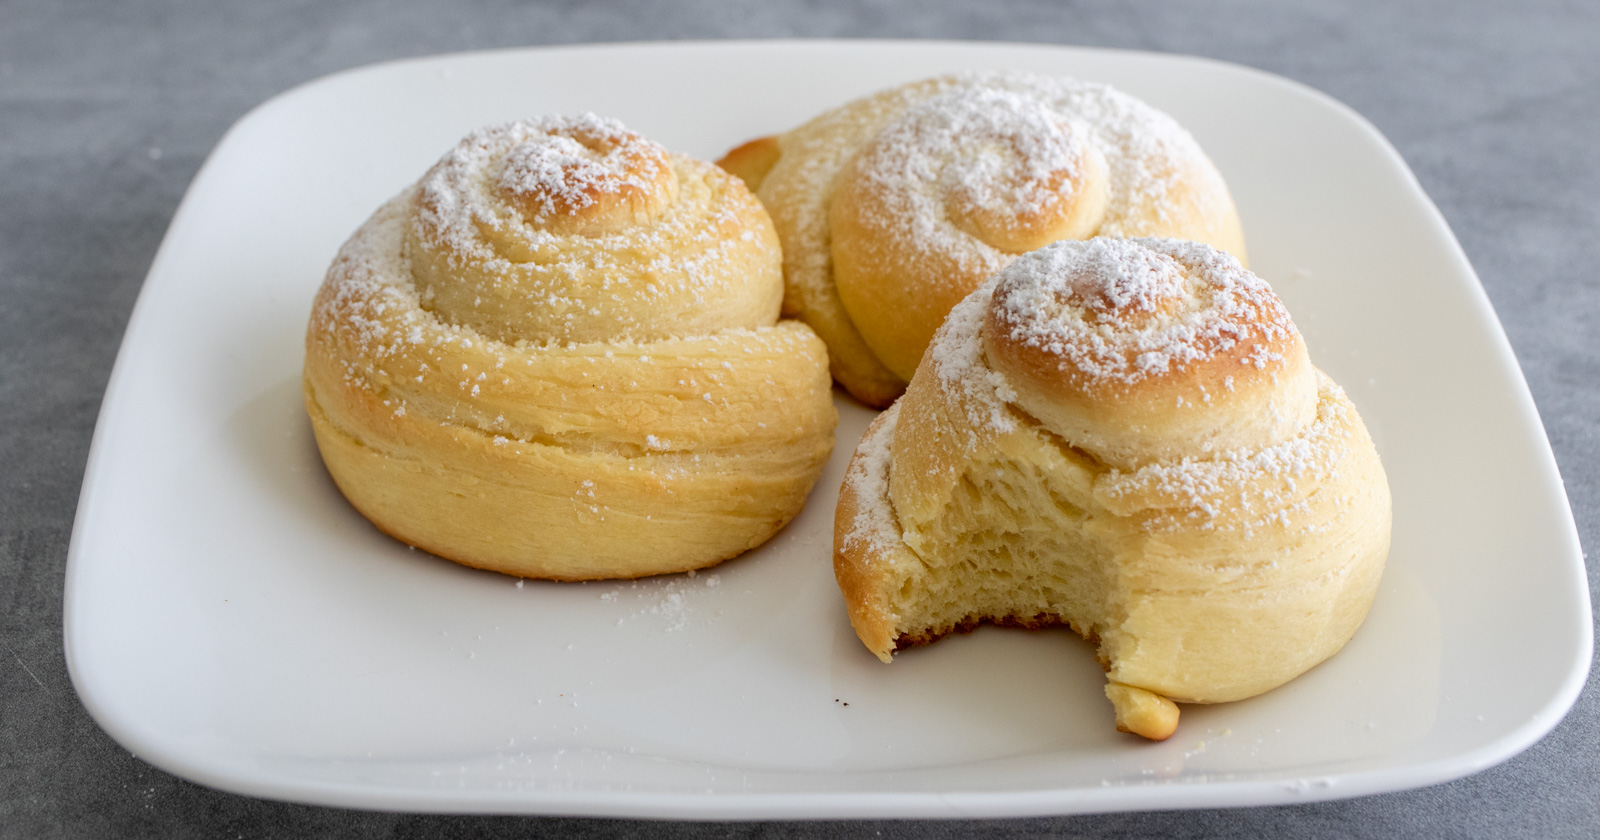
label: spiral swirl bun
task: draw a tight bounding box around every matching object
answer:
[720,71,1247,406]
[305,115,836,580]
[834,238,1389,739]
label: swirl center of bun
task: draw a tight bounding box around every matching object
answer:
[924,89,1111,253]
[827,86,1122,381]
[980,238,1317,468]
[405,114,782,347]
[1046,240,1189,327]
[494,116,678,235]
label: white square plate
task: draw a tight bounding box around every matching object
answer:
[65,41,1591,819]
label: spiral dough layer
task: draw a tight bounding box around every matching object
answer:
[834,237,1389,740]
[305,114,837,580]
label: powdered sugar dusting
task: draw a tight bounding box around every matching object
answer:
[937,90,1085,219]
[1051,238,1186,313]
[1097,372,1358,533]
[992,237,1294,388]
[760,70,1238,399]
[491,114,666,222]
[771,70,1229,306]
[926,280,1019,433]
[599,572,725,633]
[840,403,905,557]
[405,114,780,346]
[307,189,825,459]
[845,85,1098,274]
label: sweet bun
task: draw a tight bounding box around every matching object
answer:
[721,71,1247,407]
[305,114,837,580]
[834,237,1389,739]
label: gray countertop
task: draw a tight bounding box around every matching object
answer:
[2,1,1596,837]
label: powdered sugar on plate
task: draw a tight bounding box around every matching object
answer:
[594,571,726,633]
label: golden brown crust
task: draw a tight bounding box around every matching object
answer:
[305,115,837,580]
[826,91,1113,382]
[890,613,1086,652]
[980,237,1316,469]
[831,408,903,660]
[715,135,782,193]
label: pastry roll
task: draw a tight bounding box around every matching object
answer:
[834,237,1390,739]
[305,114,836,580]
[720,71,1247,407]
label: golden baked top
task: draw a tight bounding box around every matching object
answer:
[982,237,1313,469]
[403,113,782,347]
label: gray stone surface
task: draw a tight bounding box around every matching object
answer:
[1,0,1595,837]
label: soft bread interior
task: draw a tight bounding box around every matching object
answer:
[886,428,1120,650]
[878,373,1389,704]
